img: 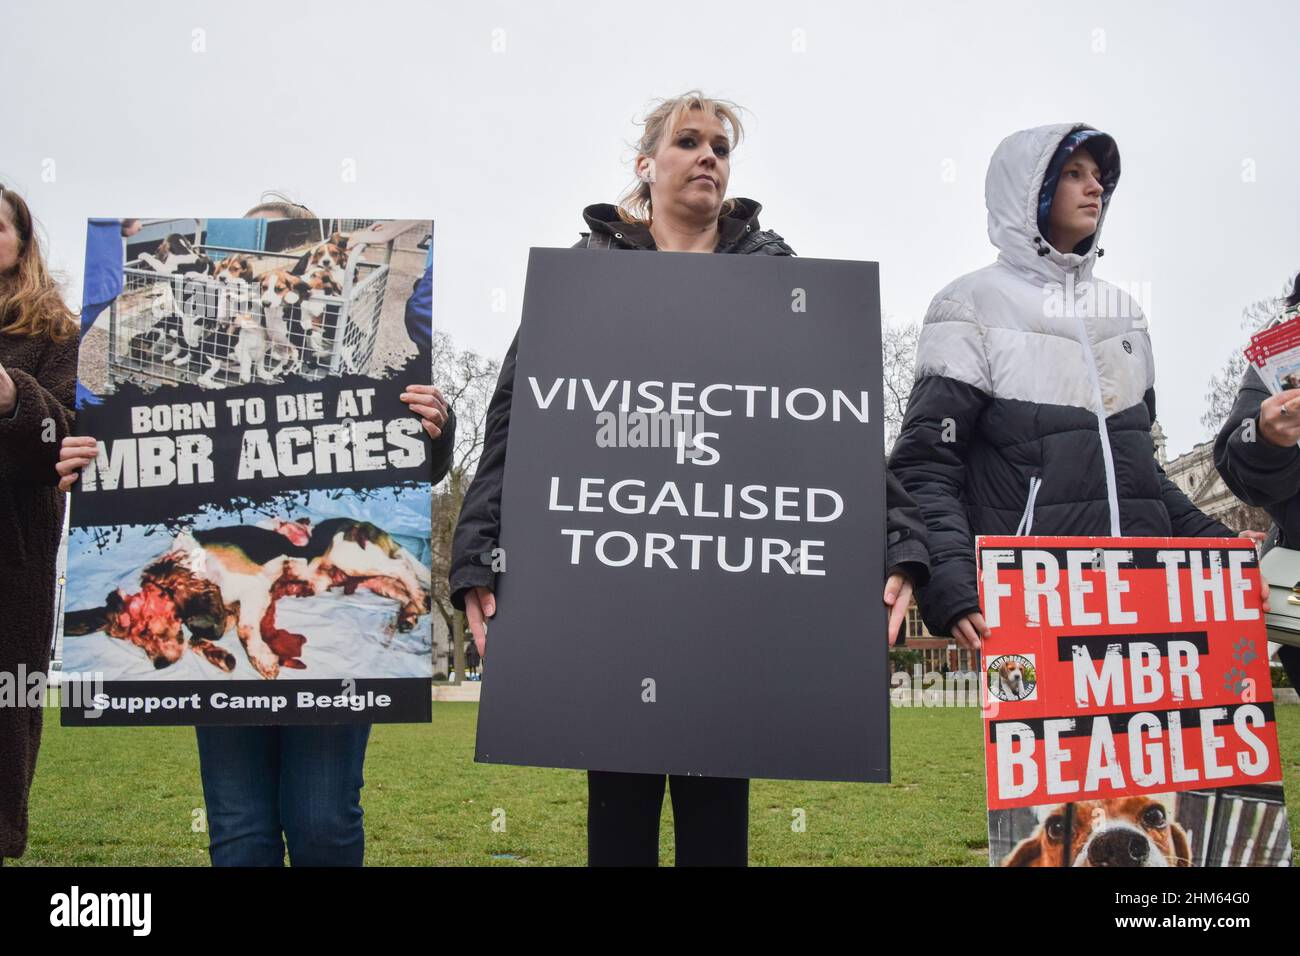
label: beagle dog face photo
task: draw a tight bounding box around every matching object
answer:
[258,269,313,310]
[212,253,256,286]
[997,658,1025,694]
[305,231,349,274]
[1002,797,1192,867]
[987,653,1036,702]
[291,231,350,283]
[300,265,343,299]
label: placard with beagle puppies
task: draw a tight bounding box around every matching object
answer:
[62,218,440,726]
[977,536,1292,867]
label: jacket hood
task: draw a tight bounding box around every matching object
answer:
[985,123,1121,282]
[580,197,765,252]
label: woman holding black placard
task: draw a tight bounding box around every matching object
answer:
[449,91,930,866]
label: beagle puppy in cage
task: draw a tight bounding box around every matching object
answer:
[291,231,351,286]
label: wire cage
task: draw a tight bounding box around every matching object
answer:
[333,218,378,232]
[107,238,391,391]
[1176,784,1293,866]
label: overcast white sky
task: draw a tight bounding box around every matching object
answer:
[4,0,1297,456]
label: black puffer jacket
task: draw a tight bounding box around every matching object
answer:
[888,124,1232,638]
[449,198,930,609]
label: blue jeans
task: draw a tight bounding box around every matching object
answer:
[194,724,371,867]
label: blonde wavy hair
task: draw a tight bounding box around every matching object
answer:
[617,90,746,226]
[0,186,77,342]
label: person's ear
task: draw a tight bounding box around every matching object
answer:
[637,157,655,184]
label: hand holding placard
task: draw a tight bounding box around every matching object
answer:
[0,360,15,415]
[884,572,913,646]
[465,586,495,658]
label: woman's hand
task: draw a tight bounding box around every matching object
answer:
[1258,388,1300,447]
[0,361,16,416]
[883,572,914,646]
[400,383,449,440]
[57,435,98,491]
[465,586,496,658]
[951,611,989,651]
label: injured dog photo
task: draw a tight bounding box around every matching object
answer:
[992,786,1293,866]
[61,488,434,682]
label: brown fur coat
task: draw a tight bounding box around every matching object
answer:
[0,327,76,857]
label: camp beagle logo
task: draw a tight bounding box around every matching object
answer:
[987,653,1037,702]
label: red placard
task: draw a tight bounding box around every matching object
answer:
[977,537,1283,811]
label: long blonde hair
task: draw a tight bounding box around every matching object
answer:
[0,187,77,342]
[617,90,746,225]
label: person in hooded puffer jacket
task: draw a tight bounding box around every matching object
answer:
[889,123,1246,650]
[450,91,931,866]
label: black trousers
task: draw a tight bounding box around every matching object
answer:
[587,770,749,866]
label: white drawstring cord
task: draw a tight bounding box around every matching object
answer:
[1015,476,1043,536]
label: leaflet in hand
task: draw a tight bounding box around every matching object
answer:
[1244,312,1300,395]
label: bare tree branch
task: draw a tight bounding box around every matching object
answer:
[881,317,920,454]
[429,330,500,680]
[1200,290,1288,437]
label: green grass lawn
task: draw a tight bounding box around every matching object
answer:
[15,703,1300,866]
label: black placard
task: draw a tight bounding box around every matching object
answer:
[474,248,889,781]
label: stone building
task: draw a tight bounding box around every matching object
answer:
[901,605,980,674]
[1154,420,1270,533]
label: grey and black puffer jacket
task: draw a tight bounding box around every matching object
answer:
[888,123,1232,638]
[449,197,930,610]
